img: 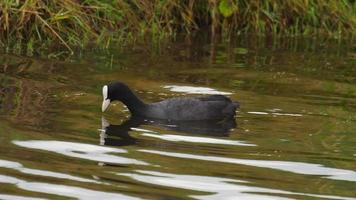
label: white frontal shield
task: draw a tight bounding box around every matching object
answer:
[102,85,110,112]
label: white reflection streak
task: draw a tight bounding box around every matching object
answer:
[0,159,97,183]
[163,85,232,95]
[139,150,356,182]
[272,113,303,117]
[119,170,355,200]
[247,111,302,117]
[247,111,269,115]
[131,127,157,133]
[141,133,256,146]
[0,175,139,200]
[13,140,148,165]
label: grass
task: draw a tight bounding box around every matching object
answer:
[0,0,355,54]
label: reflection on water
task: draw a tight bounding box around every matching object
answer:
[13,140,147,165]
[100,117,138,147]
[103,116,237,137]
[0,174,139,200]
[100,116,239,147]
[100,116,253,147]
[139,150,356,182]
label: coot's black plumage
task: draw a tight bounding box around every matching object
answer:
[102,82,239,120]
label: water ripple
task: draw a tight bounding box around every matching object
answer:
[0,194,46,200]
[0,174,139,200]
[0,159,98,183]
[139,150,356,182]
[118,170,355,200]
[13,140,148,165]
[141,133,256,146]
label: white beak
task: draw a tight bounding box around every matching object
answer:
[102,99,110,112]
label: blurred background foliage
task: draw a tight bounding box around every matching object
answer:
[0,0,355,54]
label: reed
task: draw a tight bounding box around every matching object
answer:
[0,0,355,53]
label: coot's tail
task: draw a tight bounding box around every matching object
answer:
[222,101,240,118]
[233,101,240,109]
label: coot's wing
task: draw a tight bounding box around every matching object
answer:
[158,95,236,120]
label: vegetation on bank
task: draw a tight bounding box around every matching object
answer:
[0,0,355,54]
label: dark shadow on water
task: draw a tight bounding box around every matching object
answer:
[100,116,237,147]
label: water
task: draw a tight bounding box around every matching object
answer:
[0,36,355,199]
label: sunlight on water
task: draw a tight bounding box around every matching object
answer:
[13,140,148,165]
[139,150,356,182]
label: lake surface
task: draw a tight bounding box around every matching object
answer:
[0,36,355,200]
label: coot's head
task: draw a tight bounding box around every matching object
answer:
[102,82,132,112]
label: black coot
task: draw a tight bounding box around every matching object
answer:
[102,82,239,120]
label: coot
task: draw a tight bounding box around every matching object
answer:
[102,82,239,120]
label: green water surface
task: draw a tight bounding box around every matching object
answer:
[0,36,355,200]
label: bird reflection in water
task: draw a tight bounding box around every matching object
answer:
[100,116,237,147]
